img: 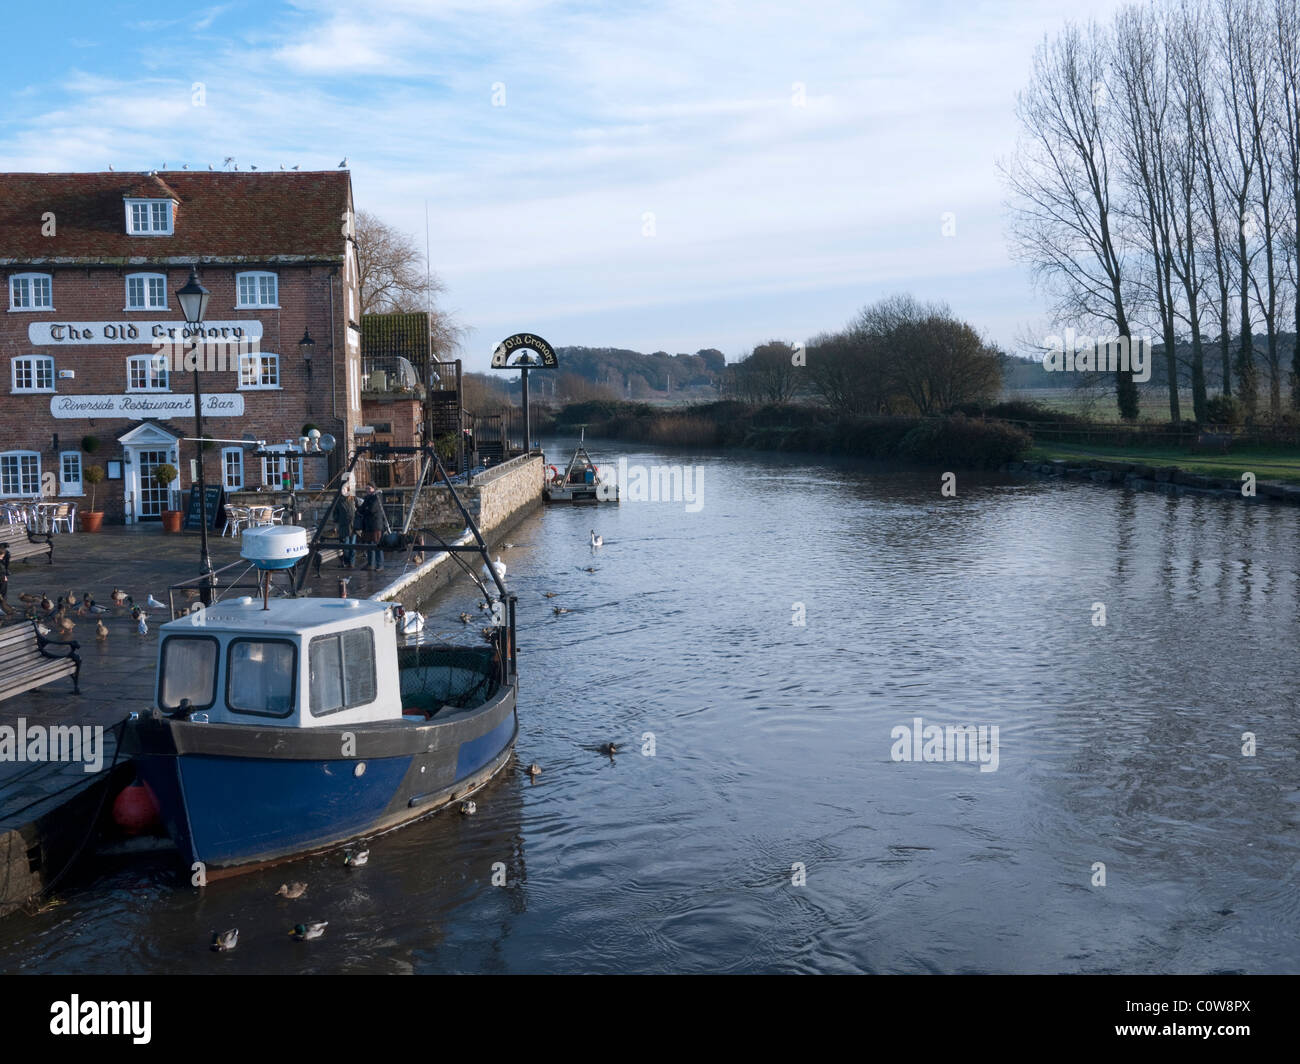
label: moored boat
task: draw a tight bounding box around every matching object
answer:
[543,431,619,503]
[124,445,519,878]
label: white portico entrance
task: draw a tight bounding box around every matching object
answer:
[119,422,180,524]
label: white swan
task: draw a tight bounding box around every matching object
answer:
[590,530,603,548]
[400,610,425,635]
[481,555,507,581]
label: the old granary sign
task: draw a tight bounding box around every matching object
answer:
[29,320,264,345]
[490,332,558,368]
[49,393,245,419]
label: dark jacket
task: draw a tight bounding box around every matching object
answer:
[333,494,355,537]
[356,491,386,535]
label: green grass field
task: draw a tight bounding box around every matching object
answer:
[1028,441,1300,485]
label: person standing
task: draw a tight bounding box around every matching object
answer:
[333,486,356,569]
[357,485,387,571]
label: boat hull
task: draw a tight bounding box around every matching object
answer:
[127,685,517,875]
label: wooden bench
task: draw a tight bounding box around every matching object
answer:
[0,620,81,700]
[1,529,55,570]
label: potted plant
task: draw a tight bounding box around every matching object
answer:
[155,463,183,532]
[81,465,106,532]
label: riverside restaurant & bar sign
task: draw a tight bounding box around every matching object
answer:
[50,394,246,419]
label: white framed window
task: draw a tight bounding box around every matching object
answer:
[125,272,167,310]
[261,447,303,490]
[236,271,279,308]
[124,199,174,235]
[0,451,41,497]
[11,355,55,393]
[222,447,244,491]
[126,354,170,392]
[239,352,280,389]
[9,273,53,311]
[59,451,83,496]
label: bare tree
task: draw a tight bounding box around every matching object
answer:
[1004,21,1142,420]
[354,209,465,358]
[1272,0,1300,407]
[733,341,801,404]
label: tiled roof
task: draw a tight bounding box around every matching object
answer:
[0,170,352,265]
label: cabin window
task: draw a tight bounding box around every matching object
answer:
[158,636,219,711]
[308,628,376,716]
[226,638,297,717]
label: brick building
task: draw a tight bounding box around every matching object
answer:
[0,170,362,524]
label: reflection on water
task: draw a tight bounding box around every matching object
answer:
[1,440,1298,973]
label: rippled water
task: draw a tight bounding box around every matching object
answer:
[2,439,1298,973]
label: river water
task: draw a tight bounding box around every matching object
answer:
[1,438,1297,973]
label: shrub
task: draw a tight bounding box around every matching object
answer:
[83,464,106,511]
[1204,393,1243,428]
[897,415,1032,468]
[81,435,100,453]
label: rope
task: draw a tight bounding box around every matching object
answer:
[26,716,127,907]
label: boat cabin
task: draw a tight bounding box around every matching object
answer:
[154,598,402,728]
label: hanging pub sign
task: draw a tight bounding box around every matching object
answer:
[490,333,558,369]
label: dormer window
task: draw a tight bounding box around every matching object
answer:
[236,271,279,308]
[9,273,53,311]
[125,273,167,310]
[125,199,174,236]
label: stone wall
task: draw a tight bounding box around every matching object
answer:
[409,453,544,534]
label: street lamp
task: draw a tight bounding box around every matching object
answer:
[176,266,214,602]
[298,329,315,375]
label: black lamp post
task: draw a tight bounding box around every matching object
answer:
[298,329,315,375]
[176,266,213,602]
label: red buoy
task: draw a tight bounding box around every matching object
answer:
[112,779,161,836]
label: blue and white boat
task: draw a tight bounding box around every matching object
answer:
[125,525,518,878]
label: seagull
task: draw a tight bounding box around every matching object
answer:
[210,929,238,952]
[290,921,328,941]
[338,157,348,168]
[108,164,114,171]
[208,163,214,170]
[279,164,285,170]
[590,530,603,548]
[182,163,189,169]
[146,594,167,611]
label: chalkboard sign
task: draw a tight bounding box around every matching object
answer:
[184,485,224,530]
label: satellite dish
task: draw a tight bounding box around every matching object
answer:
[318,433,337,453]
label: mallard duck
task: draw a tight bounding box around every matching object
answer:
[543,591,558,598]
[480,628,496,643]
[526,763,541,778]
[458,612,472,624]
[275,882,308,899]
[57,613,75,635]
[582,566,596,573]
[460,800,477,815]
[95,619,108,640]
[210,928,239,952]
[110,588,129,605]
[40,595,54,612]
[0,598,17,616]
[18,592,39,605]
[289,921,328,941]
[599,742,618,756]
[590,530,603,548]
[552,606,569,615]
[343,849,368,868]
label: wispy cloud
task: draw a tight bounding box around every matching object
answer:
[0,0,1123,363]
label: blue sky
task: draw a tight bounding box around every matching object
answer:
[2,0,1120,370]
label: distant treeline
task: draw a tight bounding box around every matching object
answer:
[545,399,1032,469]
